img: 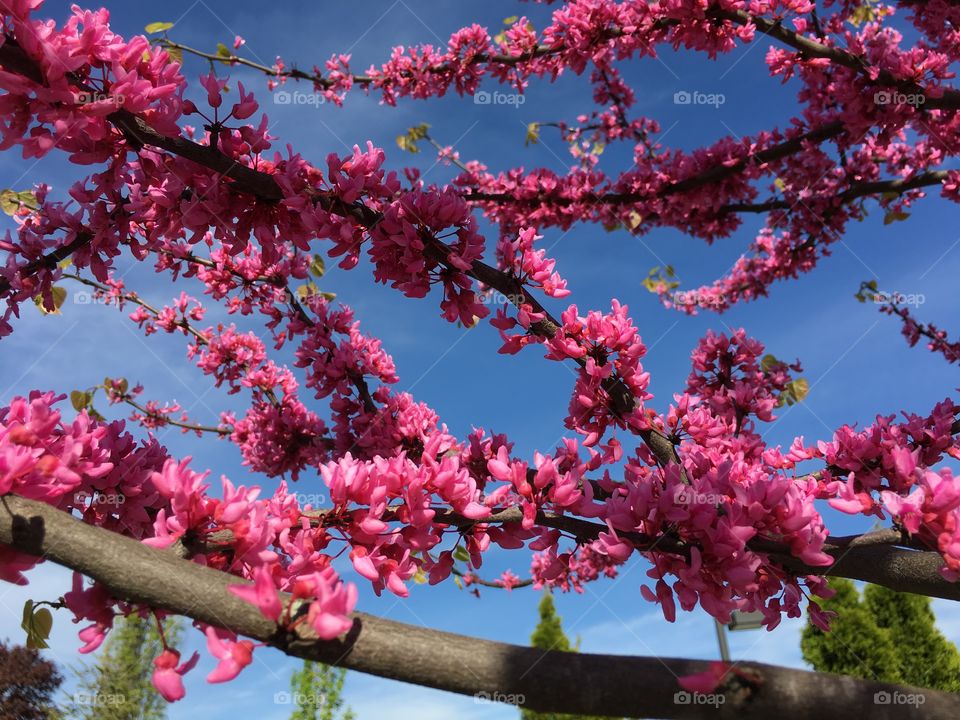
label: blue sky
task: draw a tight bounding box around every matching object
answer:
[1,1,959,718]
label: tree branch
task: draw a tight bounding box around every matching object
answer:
[714,8,960,109]
[1,494,957,719]
[438,507,960,602]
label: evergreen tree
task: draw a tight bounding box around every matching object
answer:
[288,661,355,720]
[520,594,608,720]
[801,578,960,691]
[62,613,182,720]
[864,582,960,691]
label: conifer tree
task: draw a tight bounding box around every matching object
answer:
[62,614,181,720]
[288,661,355,720]
[801,579,960,691]
[864,582,960,692]
[520,594,609,720]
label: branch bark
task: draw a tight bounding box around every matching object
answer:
[434,507,960,602]
[1,494,957,719]
[714,8,960,110]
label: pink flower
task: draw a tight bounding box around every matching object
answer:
[678,661,731,694]
[151,649,199,702]
[231,82,258,120]
[229,564,282,622]
[199,72,226,109]
[205,627,255,683]
[881,489,925,533]
[292,568,357,639]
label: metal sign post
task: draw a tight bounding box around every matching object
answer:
[715,610,765,661]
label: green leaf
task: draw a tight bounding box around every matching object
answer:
[883,209,910,225]
[21,600,33,633]
[396,123,431,154]
[503,15,519,25]
[854,279,880,303]
[309,254,326,278]
[21,601,52,649]
[296,281,319,300]
[32,608,52,644]
[70,390,91,412]
[641,266,679,294]
[847,2,888,27]
[33,286,67,315]
[791,378,810,403]
[0,189,37,215]
[166,45,184,64]
[216,42,232,58]
[104,377,128,396]
[524,122,540,147]
[396,134,418,153]
[453,575,463,589]
[412,567,427,585]
[760,354,780,372]
[453,546,470,563]
[774,177,786,192]
[145,21,174,34]
[778,378,810,407]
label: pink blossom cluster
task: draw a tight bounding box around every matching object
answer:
[0,390,357,700]
[369,187,487,325]
[880,301,960,365]
[495,227,570,299]
[1,0,960,705]
[821,398,960,579]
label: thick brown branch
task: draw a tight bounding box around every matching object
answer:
[1,494,957,719]
[436,506,960,602]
